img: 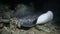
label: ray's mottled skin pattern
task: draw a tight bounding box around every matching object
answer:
[19,15,38,27]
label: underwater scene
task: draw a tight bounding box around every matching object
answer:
[0,0,60,34]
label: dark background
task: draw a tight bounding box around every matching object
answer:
[0,0,60,24]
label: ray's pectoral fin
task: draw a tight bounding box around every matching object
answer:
[36,11,53,24]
